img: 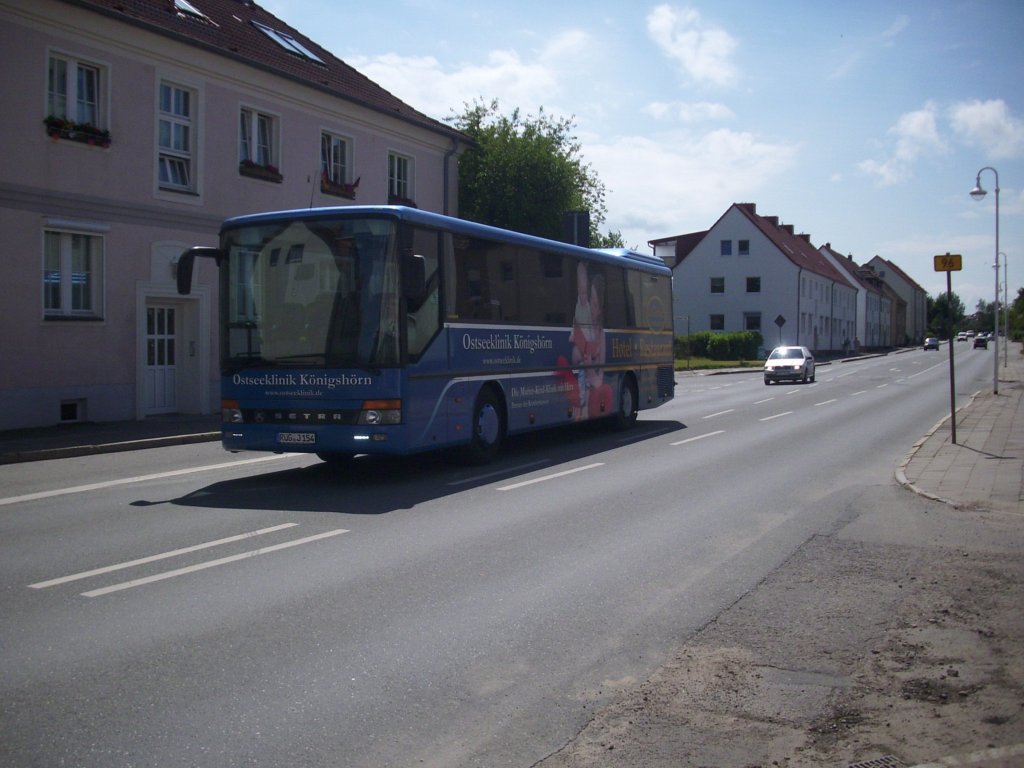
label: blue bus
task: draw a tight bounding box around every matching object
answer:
[177,206,674,464]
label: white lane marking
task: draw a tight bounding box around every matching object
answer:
[877,383,889,389]
[81,529,349,597]
[670,430,725,446]
[497,463,603,491]
[702,409,735,420]
[814,399,838,407]
[760,411,793,422]
[852,390,867,397]
[754,397,774,404]
[0,455,294,507]
[446,460,550,487]
[908,361,945,378]
[29,523,299,589]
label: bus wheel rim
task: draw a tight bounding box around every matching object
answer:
[478,404,500,445]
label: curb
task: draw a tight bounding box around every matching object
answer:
[0,431,220,465]
[894,390,981,508]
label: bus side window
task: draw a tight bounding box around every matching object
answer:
[407,227,441,358]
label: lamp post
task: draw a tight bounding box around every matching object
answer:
[999,252,1008,367]
[970,166,1000,394]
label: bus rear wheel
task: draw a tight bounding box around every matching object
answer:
[610,375,638,431]
[464,387,505,464]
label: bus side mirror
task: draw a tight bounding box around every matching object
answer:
[176,246,224,295]
[403,253,427,303]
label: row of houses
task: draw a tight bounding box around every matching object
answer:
[1,0,471,431]
[650,203,927,354]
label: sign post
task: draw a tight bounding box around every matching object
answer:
[934,253,962,444]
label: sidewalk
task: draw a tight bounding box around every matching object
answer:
[899,343,1024,514]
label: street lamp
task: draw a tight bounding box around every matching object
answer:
[970,166,1000,394]
[999,252,1008,367]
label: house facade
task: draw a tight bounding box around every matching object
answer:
[865,256,927,346]
[818,243,893,350]
[0,0,469,430]
[652,203,857,353]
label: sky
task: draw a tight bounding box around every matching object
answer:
[265,0,1024,313]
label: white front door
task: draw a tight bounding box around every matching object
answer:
[144,304,177,414]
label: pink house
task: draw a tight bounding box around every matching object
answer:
[0,0,469,430]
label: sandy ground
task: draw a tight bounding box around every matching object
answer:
[536,503,1024,768]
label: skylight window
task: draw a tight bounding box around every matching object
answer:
[175,0,207,20]
[252,20,324,64]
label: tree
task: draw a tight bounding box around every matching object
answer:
[1009,287,1024,341]
[448,99,615,244]
[974,299,996,334]
[927,291,964,338]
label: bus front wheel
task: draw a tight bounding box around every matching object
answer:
[464,387,505,464]
[611,375,638,431]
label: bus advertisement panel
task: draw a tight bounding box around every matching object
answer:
[177,206,674,464]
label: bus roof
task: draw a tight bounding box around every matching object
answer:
[220,205,671,276]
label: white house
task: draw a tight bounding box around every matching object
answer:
[819,243,893,350]
[866,256,928,346]
[0,0,470,430]
[652,203,857,352]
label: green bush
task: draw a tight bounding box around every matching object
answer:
[674,330,763,361]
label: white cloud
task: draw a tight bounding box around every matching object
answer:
[646,5,739,88]
[949,99,1024,160]
[859,102,947,186]
[644,100,735,123]
[346,50,561,119]
[880,15,910,45]
[586,129,797,244]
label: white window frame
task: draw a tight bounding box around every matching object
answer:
[388,151,414,202]
[158,80,196,193]
[240,106,279,170]
[47,49,109,128]
[321,130,352,185]
[43,226,106,319]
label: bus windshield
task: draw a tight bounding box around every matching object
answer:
[221,217,400,372]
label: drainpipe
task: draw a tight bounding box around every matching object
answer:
[796,268,803,346]
[442,139,459,216]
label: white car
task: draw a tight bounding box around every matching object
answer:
[764,345,815,385]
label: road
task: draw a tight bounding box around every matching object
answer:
[0,345,994,768]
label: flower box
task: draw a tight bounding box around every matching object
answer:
[388,194,417,208]
[321,172,359,199]
[239,160,283,183]
[44,116,111,148]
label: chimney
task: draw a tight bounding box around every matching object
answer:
[765,216,779,226]
[798,233,811,243]
[782,224,794,235]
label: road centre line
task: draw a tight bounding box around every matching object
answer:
[702,409,735,419]
[852,390,867,396]
[760,411,793,421]
[670,430,725,446]
[0,454,294,507]
[497,463,603,491]
[754,397,774,404]
[81,529,349,597]
[814,399,838,407]
[29,523,299,589]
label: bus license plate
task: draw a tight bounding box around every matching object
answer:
[278,432,316,445]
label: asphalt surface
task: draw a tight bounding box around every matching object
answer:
[2,344,1021,768]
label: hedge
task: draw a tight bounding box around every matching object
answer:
[675,330,763,361]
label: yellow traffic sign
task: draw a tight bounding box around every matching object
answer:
[934,253,962,272]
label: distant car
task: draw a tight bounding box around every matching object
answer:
[956,332,969,342]
[974,335,988,349]
[764,345,815,384]
[923,337,939,350]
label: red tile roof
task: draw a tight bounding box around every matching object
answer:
[732,204,854,287]
[62,0,467,142]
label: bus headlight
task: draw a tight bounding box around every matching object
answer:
[222,399,243,423]
[358,400,401,425]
